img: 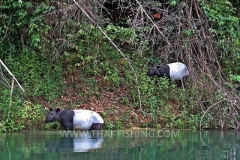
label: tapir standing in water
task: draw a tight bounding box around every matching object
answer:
[46,108,104,131]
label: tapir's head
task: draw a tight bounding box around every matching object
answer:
[46,108,60,123]
[146,63,161,77]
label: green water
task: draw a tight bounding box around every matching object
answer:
[0,129,239,160]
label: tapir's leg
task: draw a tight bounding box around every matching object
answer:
[90,123,103,130]
[181,79,185,90]
[62,122,74,131]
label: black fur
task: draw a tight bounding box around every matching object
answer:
[90,123,103,130]
[46,108,75,131]
[157,64,170,78]
[146,64,170,78]
[58,110,75,131]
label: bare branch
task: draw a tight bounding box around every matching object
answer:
[72,0,143,112]
[0,59,25,93]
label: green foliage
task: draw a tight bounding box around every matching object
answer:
[138,73,200,129]
[0,90,23,132]
[17,102,46,130]
[230,74,240,83]
[105,25,136,42]
[199,0,240,77]
[200,0,238,37]
[1,0,239,131]
[105,121,114,130]
[0,0,54,56]
[0,90,46,132]
[0,0,31,32]
[167,0,179,7]
[0,0,60,102]
[4,49,64,101]
[62,24,136,94]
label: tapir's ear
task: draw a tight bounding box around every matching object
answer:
[49,108,53,111]
[148,62,154,67]
[156,65,161,69]
[56,108,60,112]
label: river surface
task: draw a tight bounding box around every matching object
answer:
[0,129,240,160]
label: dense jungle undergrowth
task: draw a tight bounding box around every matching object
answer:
[0,0,239,132]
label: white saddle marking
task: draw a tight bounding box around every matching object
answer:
[73,110,104,130]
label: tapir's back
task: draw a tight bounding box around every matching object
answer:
[91,111,104,123]
[73,110,103,130]
[168,62,189,80]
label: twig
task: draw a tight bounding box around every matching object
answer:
[200,100,225,130]
[0,12,14,43]
[38,0,238,128]
[8,78,15,120]
[72,0,143,112]
[0,59,25,93]
[135,0,171,46]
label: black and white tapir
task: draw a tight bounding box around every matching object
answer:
[146,62,190,89]
[46,108,104,131]
[46,131,103,152]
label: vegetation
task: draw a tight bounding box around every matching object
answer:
[0,0,239,132]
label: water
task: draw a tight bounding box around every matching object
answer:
[0,129,240,160]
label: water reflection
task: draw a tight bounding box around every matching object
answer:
[197,131,239,159]
[46,131,103,152]
[1,130,240,159]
